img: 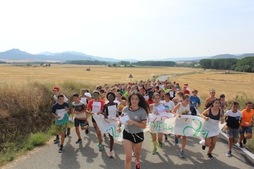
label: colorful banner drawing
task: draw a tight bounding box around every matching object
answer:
[92,113,226,142]
[92,114,123,141]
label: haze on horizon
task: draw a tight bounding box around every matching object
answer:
[0,0,253,61]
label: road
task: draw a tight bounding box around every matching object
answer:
[2,127,254,169]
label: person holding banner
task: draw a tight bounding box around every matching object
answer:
[118,92,149,169]
[150,93,167,155]
[103,92,118,158]
[172,94,191,158]
[51,94,69,153]
[200,99,224,158]
[87,90,105,151]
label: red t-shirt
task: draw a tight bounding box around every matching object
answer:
[87,100,105,113]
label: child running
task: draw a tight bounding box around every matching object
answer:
[71,93,89,144]
[118,92,149,169]
[51,94,69,153]
[103,92,118,158]
[224,101,242,157]
[87,90,105,151]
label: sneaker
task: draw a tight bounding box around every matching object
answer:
[58,145,63,153]
[165,134,168,141]
[152,148,157,155]
[132,151,135,157]
[226,150,232,157]
[243,138,247,145]
[98,144,104,151]
[66,128,71,136]
[158,142,163,148]
[207,153,213,159]
[202,145,206,150]
[75,139,82,144]
[135,161,140,169]
[175,136,179,144]
[54,136,59,144]
[179,151,185,158]
[239,142,243,148]
[108,151,113,158]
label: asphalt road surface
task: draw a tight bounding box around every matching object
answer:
[2,127,254,169]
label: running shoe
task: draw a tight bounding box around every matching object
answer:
[98,144,104,151]
[132,151,135,157]
[58,145,63,153]
[54,136,59,144]
[226,150,232,157]
[179,151,185,158]
[207,153,213,159]
[108,151,113,158]
[75,139,82,144]
[202,145,206,150]
[135,161,140,169]
[239,142,243,148]
[152,148,157,155]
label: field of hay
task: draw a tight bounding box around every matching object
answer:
[0,64,253,102]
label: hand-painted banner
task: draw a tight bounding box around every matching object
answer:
[92,113,225,142]
[92,114,123,141]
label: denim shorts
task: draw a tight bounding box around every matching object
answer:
[226,127,239,139]
[239,126,252,134]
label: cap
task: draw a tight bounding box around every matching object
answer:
[84,92,92,97]
[53,86,60,91]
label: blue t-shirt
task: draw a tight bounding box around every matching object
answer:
[190,96,200,108]
[51,102,69,125]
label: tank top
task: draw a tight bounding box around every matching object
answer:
[209,108,220,120]
[177,103,190,115]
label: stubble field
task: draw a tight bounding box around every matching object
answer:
[0,64,253,101]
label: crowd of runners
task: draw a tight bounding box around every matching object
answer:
[51,80,254,169]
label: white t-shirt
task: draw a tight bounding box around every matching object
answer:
[161,100,175,111]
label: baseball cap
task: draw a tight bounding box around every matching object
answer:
[84,92,92,97]
[53,86,60,91]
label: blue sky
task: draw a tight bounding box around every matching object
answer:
[0,0,253,60]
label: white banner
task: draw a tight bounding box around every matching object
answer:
[92,113,225,142]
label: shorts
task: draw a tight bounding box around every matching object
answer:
[226,127,239,139]
[239,126,252,134]
[57,123,67,133]
[123,129,144,144]
[74,118,88,127]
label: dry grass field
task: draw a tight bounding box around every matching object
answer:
[0,64,253,102]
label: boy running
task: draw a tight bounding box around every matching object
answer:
[239,101,254,147]
[51,94,69,153]
[225,102,242,157]
[71,93,89,144]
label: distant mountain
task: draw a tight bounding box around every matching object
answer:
[0,49,122,62]
[0,49,253,63]
[209,54,238,59]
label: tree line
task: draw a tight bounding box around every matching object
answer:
[65,60,176,67]
[199,57,254,72]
